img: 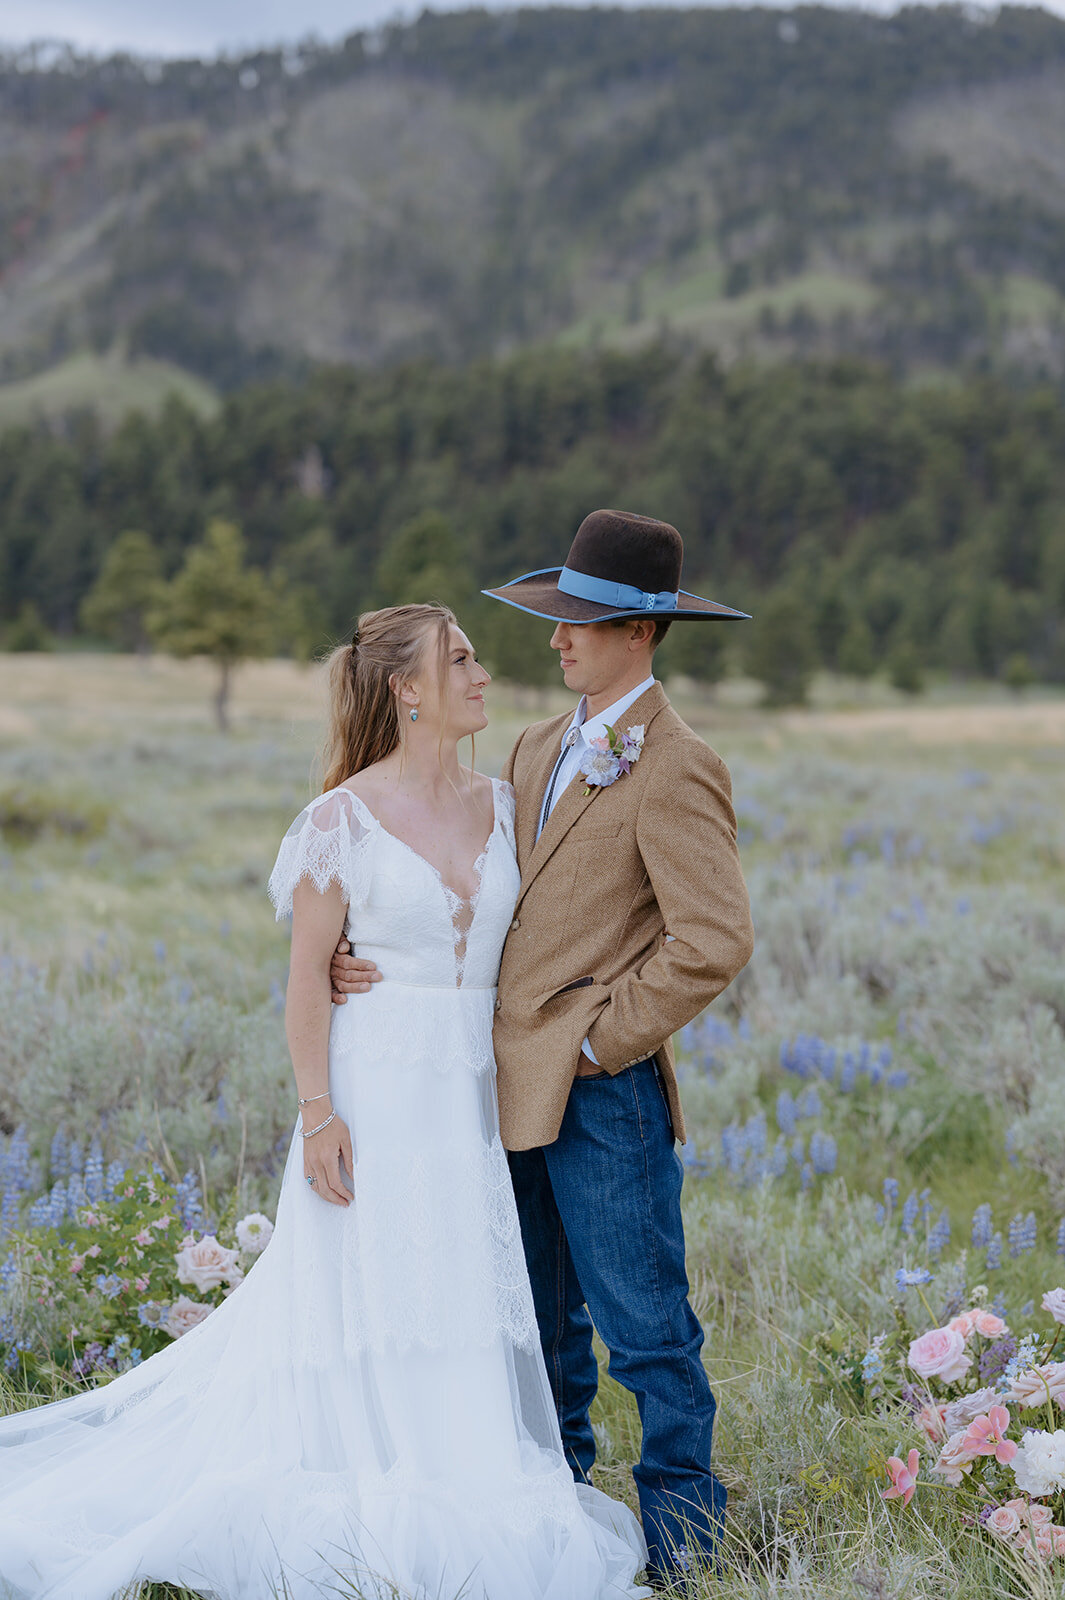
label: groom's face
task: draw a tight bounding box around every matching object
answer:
[549,618,640,700]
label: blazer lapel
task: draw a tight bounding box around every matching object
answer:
[515,682,668,908]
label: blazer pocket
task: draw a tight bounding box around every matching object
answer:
[533,975,596,1008]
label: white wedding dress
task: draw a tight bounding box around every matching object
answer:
[0,778,648,1600]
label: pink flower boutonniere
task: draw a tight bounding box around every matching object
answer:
[579,723,645,795]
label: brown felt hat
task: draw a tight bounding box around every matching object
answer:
[482,508,749,623]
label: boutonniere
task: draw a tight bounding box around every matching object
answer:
[579,723,645,795]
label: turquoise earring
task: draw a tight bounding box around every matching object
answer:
[410,709,418,722]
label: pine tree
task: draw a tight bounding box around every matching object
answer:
[149,521,273,731]
[80,531,163,655]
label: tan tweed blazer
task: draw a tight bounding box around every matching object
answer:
[495,681,754,1151]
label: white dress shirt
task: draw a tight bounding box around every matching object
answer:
[537,674,655,1063]
[537,675,656,835]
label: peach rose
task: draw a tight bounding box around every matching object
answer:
[986,1504,1022,1537]
[175,1235,242,1295]
[950,1309,1009,1340]
[908,1326,972,1384]
[163,1295,213,1339]
[931,1429,979,1487]
[917,1403,949,1445]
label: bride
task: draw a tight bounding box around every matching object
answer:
[0,603,648,1600]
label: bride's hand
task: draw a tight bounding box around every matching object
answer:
[304,1112,355,1207]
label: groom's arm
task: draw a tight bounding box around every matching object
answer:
[585,736,754,1072]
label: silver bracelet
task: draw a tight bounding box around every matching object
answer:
[301,1109,337,1140]
[297,1091,331,1107]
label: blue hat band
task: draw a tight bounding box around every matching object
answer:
[556,566,679,613]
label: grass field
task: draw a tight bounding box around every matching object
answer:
[2,654,1064,1599]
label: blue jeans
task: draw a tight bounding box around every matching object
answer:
[508,1058,726,1579]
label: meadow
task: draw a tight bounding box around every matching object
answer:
[2,654,1064,1600]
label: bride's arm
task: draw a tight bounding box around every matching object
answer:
[287,878,356,1207]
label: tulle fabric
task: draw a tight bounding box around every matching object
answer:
[0,779,648,1600]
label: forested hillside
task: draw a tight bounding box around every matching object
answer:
[3,5,1065,390]
[4,347,1064,687]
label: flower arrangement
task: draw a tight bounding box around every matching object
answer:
[579,722,644,793]
[0,1168,274,1385]
[860,1278,1065,1567]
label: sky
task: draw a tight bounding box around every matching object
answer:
[3,0,1061,60]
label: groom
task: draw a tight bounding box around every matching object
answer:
[333,509,753,1586]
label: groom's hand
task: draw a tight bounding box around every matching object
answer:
[330,939,383,1004]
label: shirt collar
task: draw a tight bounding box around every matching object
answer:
[561,675,655,752]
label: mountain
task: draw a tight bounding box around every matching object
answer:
[3,6,1065,396]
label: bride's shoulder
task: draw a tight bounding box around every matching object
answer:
[488,774,517,834]
[295,781,377,837]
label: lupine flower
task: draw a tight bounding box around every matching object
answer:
[986,1232,1003,1271]
[971,1205,993,1249]
[981,1336,1017,1385]
[882,1449,921,1505]
[810,1131,837,1175]
[1008,1212,1037,1258]
[883,1178,899,1210]
[901,1192,919,1236]
[928,1209,951,1260]
[1057,1218,1065,1260]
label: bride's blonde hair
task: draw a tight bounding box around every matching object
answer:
[321,603,457,792]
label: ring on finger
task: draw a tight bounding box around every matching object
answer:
[306,1175,317,1186]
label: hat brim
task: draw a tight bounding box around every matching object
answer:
[482,568,750,623]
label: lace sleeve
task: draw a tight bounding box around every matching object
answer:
[267,788,373,920]
[494,778,517,850]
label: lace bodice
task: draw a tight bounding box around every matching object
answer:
[269,778,519,989]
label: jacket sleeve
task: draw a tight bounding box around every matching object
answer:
[586,735,754,1073]
[501,731,522,787]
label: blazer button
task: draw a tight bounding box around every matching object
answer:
[510,917,520,931]
[494,999,502,1012]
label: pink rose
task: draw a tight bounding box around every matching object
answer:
[1002,1363,1065,1410]
[86,1243,100,1258]
[134,1230,152,1247]
[135,1275,149,1293]
[163,1295,213,1339]
[908,1326,973,1384]
[69,1255,84,1275]
[175,1235,242,1294]
[986,1505,1022,1537]
[931,1429,979,1486]
[1054,1528,1065,1556]
[1042,1289,1065,1327]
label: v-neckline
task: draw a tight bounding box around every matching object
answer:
[340,780,499,908]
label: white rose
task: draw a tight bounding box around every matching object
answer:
[1042,1289,1065,1327]
[1010,1430,1065,1498]
[163,1295,213,1339]
[235,1213,274,1256]
[175,1234,243,1294]
[1002,1363,1065,1410]
[944,1386,1001,1432]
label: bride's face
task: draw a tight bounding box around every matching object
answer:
[413,623,490,738]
